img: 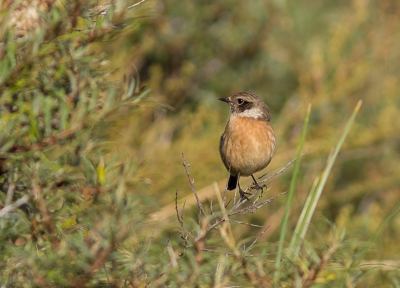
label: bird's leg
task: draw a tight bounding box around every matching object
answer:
[237,176,250,201]
[251,175,266,192]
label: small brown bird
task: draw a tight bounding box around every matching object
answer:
[219,92,276,199]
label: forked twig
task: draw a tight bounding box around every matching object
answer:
[229,192,287,216]
[193,192,286,243]
[182,153,304,244]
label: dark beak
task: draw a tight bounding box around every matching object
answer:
[218,97,230,103]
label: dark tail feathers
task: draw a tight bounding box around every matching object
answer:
[227,175,238,190]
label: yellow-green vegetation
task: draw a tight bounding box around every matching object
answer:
[1,0,399,287]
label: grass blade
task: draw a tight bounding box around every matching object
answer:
[290,100,363,255]
[274,103,311,282]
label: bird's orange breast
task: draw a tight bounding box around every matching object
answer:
[220,116,276,177]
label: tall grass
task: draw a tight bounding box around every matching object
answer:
[274,103,311,281]
[290,100,363,255]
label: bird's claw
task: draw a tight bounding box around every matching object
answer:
[239,189,250,201]
[254,182,266,191]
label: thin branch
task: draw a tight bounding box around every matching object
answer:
[128,0,148,9]
[175,189,184,229]
[229,186,272,212]
[182,153,206,217]
[252,186,271,205]
[194,192,286,243]
[246,225,271,252]
[89,0,148,17]
[183,154,295,244]
[229,192,287,216]
[228,220,264,228]
[259,150,309,184]
[0,195,30,218]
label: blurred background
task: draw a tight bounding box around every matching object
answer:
[102,0,400,260]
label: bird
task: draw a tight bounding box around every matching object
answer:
[219,92,276,200]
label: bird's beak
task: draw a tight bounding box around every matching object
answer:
[218,98,230,103]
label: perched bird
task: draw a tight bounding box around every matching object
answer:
[219,92,276,200]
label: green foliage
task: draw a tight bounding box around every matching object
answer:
[0,0,156,286]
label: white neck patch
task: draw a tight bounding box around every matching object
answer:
[232,107,264,119]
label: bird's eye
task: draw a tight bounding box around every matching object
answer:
[237,98,244,105]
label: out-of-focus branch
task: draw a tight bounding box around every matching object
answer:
[0,194,30,218]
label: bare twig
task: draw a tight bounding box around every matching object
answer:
[259,150,309,184]
[228,220,264,228]
[181,154,294,245]
[192,189,285,244]
[229,192,287,216]
[193,192,285,243]
[128,0,148,9]
[89,0,148,17]
[182,153,206,217]
[229,186,272,212]
[175,189,184,229]
[246,225,271,252]
[252,186,271,205]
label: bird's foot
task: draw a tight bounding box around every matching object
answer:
[252,182,267,192]
[239,188,250,201]
[250,175,267,193]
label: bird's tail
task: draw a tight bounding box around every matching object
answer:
[227,175,237,190]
